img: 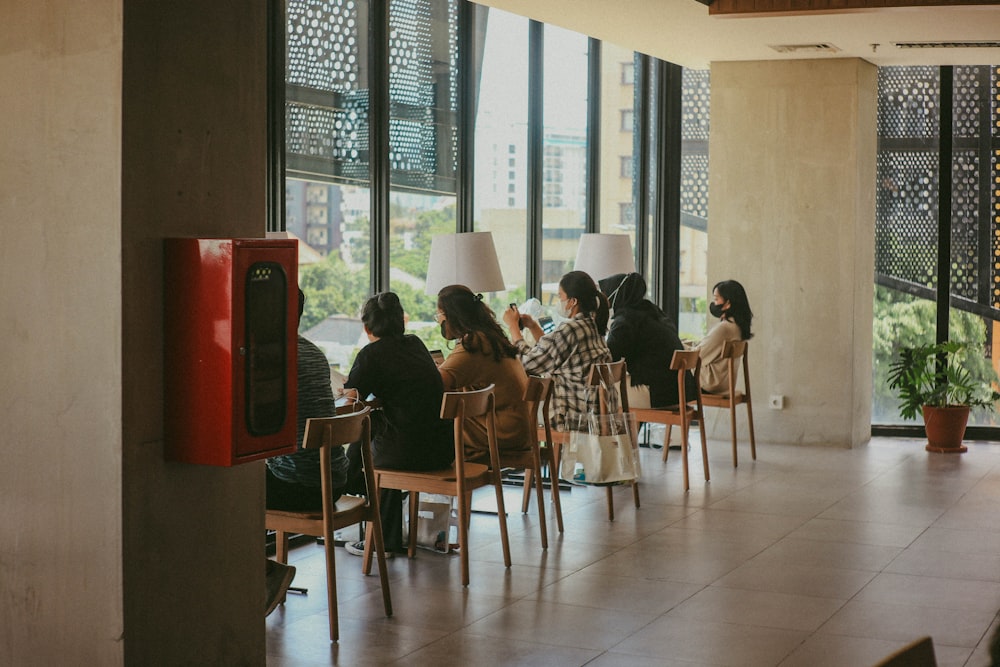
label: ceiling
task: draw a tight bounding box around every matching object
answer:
[478,0,1000,69]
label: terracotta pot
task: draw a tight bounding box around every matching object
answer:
[922,404,970,453]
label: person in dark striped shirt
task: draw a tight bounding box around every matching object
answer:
[264,289,347,616]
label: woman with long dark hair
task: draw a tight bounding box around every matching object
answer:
[695,279,754,393]
[502,270,612,431]
[341,291,454,555]
[435,284,532,463]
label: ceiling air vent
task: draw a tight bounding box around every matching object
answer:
[768,43,841,54]
[894,41,1000,49]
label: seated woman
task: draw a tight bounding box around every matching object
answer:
[435,284,533,464]
[502,270,612,432]
[341,291,454,555]
[695,279,754,394]
[598,272,695,409]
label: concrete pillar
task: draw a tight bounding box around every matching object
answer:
[707,59,878,448]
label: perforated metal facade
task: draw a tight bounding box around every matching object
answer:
[876,65,1000,319]
[285,0,458,193]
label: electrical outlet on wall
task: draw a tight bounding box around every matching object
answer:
[769,395,784,410]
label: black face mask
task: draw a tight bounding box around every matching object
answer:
[440,321,449,339]
[709,302,726,319]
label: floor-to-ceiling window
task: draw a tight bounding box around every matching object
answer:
[677,68,710,339]
[285,0,373,374]
[277,0,711,372]
[472,8,529,316]
[387,0,458,352]
[873,65,1000,431]
[540,25,589,305]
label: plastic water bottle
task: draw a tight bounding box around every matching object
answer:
[573,463,586,483]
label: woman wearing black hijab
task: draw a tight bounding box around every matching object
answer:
[598,272,695,408]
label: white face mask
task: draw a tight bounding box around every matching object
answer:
[555,298,572,319]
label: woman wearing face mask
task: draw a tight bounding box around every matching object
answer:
[694,279,754,394]
[435,285,533,464]
[598,272,695,409]
[502,271,612,431]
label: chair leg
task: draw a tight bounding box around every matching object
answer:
[492,474,512,568]
[680,420,691,492]
[662,424,672,462]
[322,522,339,641]
[730,404,739,467]
[746,400,757,460]
[275,530,290,564]
[698,416,710,483]
[456,488,471,586]
[632,480,640,508]
[364,520,393,619]
[549,447,564,533]
[407,491,420,559]
[521,468,533,513]
[531,457,548,549]
[605,486,615,521]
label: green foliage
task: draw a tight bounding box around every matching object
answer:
[298,252,369,330]
[871,285,999,421]
[887,340,1000,420]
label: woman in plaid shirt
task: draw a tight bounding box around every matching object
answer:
[503,271,612,432]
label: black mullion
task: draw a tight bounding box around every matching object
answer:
[527,20,543,299]
[936,66,953,344]
[369,0,390,293]
[976,66,992,316]
[634,54,650,279]
[456,0,474,233]
[656,61,682,319]
[586,38,600,233]
[266,0,286,233]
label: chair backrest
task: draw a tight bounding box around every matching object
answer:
[441,384,498,474]
[524,376,554,421]
[302,406,374,500]
[585,360,629,415]
[670,349,703,409]
[527,376,555,446]
[872,636,937,667]
[721,339,751,398]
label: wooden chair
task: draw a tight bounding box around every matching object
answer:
[700,339,757,466]
[871,636,937,667]
[585,360,639,521]
[373,385,511,586]
[502,376,555,547]
[631,349,710,492]
[265,406,392,641]
[526,376,565,534]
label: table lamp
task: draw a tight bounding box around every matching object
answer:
[425,231,506,295]
[573,233,636,283]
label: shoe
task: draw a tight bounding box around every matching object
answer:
[264,560,296,617]
[344,540,394,559]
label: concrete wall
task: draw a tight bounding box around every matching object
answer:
[121,2,267,663]
[707,58,878,448]
[0,2,125,664]
[1,1,268,663]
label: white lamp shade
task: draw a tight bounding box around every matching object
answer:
[425,232,506,295]
[573,233,636,282]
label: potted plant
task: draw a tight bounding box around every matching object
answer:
[887,340,1000,453]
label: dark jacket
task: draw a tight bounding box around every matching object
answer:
[600,273,696,407]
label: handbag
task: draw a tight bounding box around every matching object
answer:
[559,377,641,484]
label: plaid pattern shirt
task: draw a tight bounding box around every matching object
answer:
[515,313,611,431]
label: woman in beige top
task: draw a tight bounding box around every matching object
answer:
[695,280,754,394]
[435,284,533,464]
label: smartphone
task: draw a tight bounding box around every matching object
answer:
[509,303,525,330]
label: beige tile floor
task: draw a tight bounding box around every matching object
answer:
[266,435,1000,666]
